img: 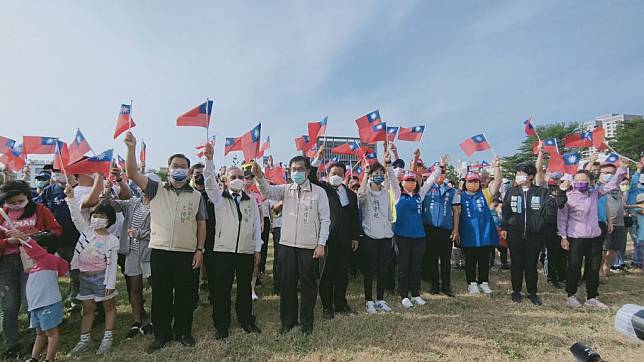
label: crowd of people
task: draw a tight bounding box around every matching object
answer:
[0,132,642,361]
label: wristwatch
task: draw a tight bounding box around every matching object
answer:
[197,248,205,253]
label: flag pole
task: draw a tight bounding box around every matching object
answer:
[607,144,637,163]
[128,100,133,133]
[206,98,211,142]
[482,132,498,159]
[531,116,542,142]
[417,128,425,151]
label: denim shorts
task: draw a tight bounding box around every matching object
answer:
[30,301,63,331]
[77,271,118,302]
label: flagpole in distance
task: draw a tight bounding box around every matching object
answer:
[206,98,211,142]
[482,132,498,159]
[531,116,542,142]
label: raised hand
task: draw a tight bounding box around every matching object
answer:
[413,148,421,161]
[204,142,214,160]
[440,154,450,167]
[251,161,263,178]
[384,151,391,164]
[124,132,137,149]
[64,183,74,199]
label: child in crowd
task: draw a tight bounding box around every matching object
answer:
[65,184,120,357]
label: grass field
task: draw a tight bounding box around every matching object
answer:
[5,249,644,361]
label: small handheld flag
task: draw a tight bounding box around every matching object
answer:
[308,117,328,145]
[524,118,538,137]
[65,149,114,176]
[398,126,424,142]
[22,136,58,155]
[177,100,214,128]
[563,153,581,175]
[114,104,136,139]
[355,110,382,143]
[460,134,491,156]
[69,129,93,163]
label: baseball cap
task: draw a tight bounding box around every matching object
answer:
[402,171,417,181]
[392,159,405,169]
[35,171,51,181]
[465,172,481,182]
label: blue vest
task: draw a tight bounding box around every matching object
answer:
[459,191,499,248]
[422,184,456,230]
[394,193,425,238]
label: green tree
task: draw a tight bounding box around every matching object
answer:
[446,164,460,184]
[502,122,579,176]
[610,120,644,161]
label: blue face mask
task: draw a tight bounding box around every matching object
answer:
[35,180,48,189]
[291,171,306,185]
[372,175,385,185]
[169,168,189,183]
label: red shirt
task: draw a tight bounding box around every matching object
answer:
[0,204,62,255]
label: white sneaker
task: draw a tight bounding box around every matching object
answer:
[401,298,413,309]
[366,301,377,314]
[584,298,609,310]
[252,290,258,301]
[566,295,582,308]
[96,337,112,355]
[411,296,427,306]
[375,300,392,313]
[479,282,492,294]
[467,282,480,294]
[68,340,91,358]
[609,268,622,274]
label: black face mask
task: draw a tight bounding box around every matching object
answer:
[194,175,205,186]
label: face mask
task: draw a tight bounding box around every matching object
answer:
[89,217,109,230]
[51,173,66,184]
[619,184,629,193]
[372,175,385,185]
[329,175,344,187]
[169,168,189,183]
[574,181,590,192]
[228,178,244,192]
[291,171,306,185]
[6,200,29,210]
[600,174,613,183]
[35,180,48,189]
[515,175,528,184]
[193,174,205,186]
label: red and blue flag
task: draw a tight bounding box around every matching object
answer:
[22,136,58,154]
[69,129,92,163]
[369,122,387,143]
[114,104,136,139]
[0,136,16,154]
[224,137,242,156]
[308,117,328,145]
[398,126,425,142]
[177,99,213,128]
[563,153,581,175]
[241,123,262,161]
[386,127,399,142]
[524,118,537,137]
[355,110,382,143]
[65,149,113,176]
[53,141,69,172]
[460,134,491,156]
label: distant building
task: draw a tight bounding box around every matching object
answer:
[316,135,377,175]
[581,113,642,156]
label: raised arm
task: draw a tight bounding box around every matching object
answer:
[252,161,286,201]
[203,144,224,207]
[489,157,502,197]
[64,184,89,234]
[80,173,104,209]
[598,161,628,196]
[535,143,545,187]
[124,132,148,191]
[419,154,448,200]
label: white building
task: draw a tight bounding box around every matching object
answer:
[581,113,642,156]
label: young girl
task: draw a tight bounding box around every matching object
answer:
[459,157,502,295]
[16,235,69,362]
[392,150,443,309]
[0,181,62,360]
[64,184,119,357]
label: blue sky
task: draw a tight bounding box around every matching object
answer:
[1,1,643,169]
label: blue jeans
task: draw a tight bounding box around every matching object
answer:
[631,222,642,267]
[0,254,28,349]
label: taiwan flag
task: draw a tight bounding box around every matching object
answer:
[224,137,242,156]
[398,126,425,142]
[65,149,113,176]
[22,136,58,155]
[177,99,213,128]
[331,141,361,156]
[603,153,622,167]
[69,129,93,163]
[295,135,311,152]
[524,118,537,137]
[114,104,136,139]
[257,137,270,159]
[532,138,559,155]
[546,152,564,174]
[0,136,16,154]
[459,134,491,156]
[117,155,126,170]
[308,117,327,145]
[563,153,581,175]
[365,151,378,165]
[369,122,387,143]
[305,144,318,158]
[265,165,287,185]
[355,110,382,143]
[386,127,399,142]
[0,143,26,172]
[241,123,261,161]
[564,128,604,149]
[140,141,147,163]
[53,141,70,172]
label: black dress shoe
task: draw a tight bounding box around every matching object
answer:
[301,325,313,336]
[215,330,229,340]
[527,294,543,306]
[441,289,455,297]
[146,339,169,354]
[178,334,196,347]
[242,324,262,334]
[511,292,522,304]
[279,325,293,335]
[322,309,335,320]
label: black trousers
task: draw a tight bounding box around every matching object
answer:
[463,247,491,284]
[566,236,602,300]
[362,236,392,301]
[150,249,197,341]
[203,251,216,301]
[319,237,351,311]
[490,246,508,266]
[259,217,271,273]
[507,232,544,295]
[211,252,255,332]
[396,236,426,299]
[279,245,318,329]
[272,228,282,290]
[424,226,453,291]
[543,224,566,282]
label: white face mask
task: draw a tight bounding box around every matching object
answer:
[52,173,66,184]
[6,200,29,210]
[515,175,528,184]
[89,217,109,230]
[329,175,344,187]
[228,178,244,192]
